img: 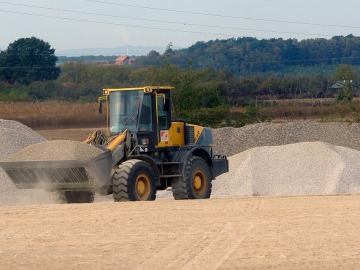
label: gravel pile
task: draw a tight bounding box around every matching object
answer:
[0,119,45,160]
[212,141,360,197]
[212,121,360,157]
[0,120,52,206]
[6,140,104,162]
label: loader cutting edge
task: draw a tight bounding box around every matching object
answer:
[0,150,113,190]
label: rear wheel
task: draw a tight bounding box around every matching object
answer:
[172,156,212,200]
[51,190,94,204]
[112,159,157,202]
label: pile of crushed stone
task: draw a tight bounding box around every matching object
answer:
[212,121,360,157]
[2,119,360,205]
[0,119,46,160]
[0,120,52,206]
[6,140,104,162]
[212,141,360,197]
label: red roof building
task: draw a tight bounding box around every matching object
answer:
[115,56,129,65]
[115,55,135,65]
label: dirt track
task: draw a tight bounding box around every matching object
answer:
[1,195,360,270]
[0,128,359,269]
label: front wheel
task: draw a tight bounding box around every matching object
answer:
[172,156,212,200]
[112,159,157,202]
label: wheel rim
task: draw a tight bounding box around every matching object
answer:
[135,174,151,200]
[193,170,207,196]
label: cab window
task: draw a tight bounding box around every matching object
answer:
[157,93,170,130]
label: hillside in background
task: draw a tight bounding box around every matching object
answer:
[131,35,360,77]
[56,35,360,78]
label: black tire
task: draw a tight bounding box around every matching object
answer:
[112,159,157,202]
[171,156,212,200]
[51,190,94,204]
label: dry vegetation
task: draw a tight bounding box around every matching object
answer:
[257,98,360,122]
[0,101,106,129]
[2,98,360,129]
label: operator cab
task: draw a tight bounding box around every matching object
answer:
[109,90,152,134]
[101,86,172,150]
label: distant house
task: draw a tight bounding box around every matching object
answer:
[331,80,357,90]
[115,55,136,65]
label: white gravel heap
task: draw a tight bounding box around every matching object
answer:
[212,141,360,197]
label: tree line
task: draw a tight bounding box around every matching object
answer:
[1,36,360,126]
[135,35,360,77]
[0,61,355,103]
[58,35,360,78]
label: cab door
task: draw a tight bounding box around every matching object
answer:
[156,91,185,148]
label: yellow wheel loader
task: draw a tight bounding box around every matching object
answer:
[0,86,228,203]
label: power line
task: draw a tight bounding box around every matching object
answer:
[0,8,333,38]
[0,1,186,25]
[1,1,344,34]
[83,0,360,30]
[0,9,231,36]
[0,1,317,32]
[2,1,360,32]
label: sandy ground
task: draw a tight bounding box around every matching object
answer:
[1,195,360,270]
[0,128,358,269]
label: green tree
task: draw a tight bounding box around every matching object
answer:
[164,42,174,55]
[171,68,229,126]
[334,64,357,103]
[0,37,60,84]
[59,61,89,86]
[334,64,357,81]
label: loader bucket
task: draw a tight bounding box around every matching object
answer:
[0,150,113,190]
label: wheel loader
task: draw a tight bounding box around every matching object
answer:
[0,86,228,203]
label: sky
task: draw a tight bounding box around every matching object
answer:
[1,0,360,55]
